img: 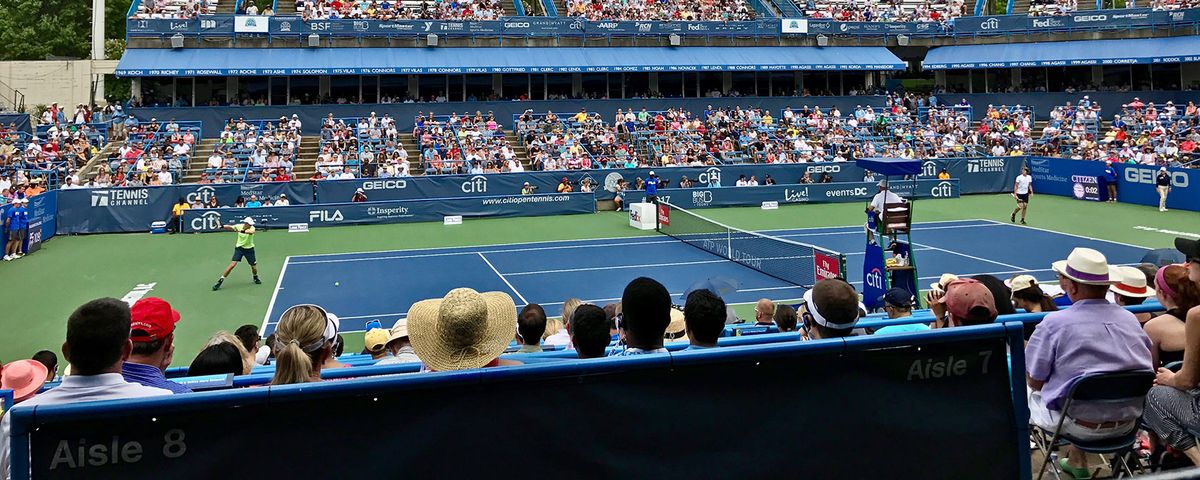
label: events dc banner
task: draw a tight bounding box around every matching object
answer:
[1028,156,1199,212]
[56,183,314,234]
[627,179,960,209]
[180,192,594,233]
[17,329,1018,479]
[0,192,58,252]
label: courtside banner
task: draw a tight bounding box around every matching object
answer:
[1029,156,1199,212]
[56,184,314,234]
[13,325,1018,479]
[0,191,57,252]
[180,192,594,232]
[626,179,960,209]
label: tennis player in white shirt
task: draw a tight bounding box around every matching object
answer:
[1011,166,1033,225]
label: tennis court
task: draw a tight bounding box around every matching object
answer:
[262,216,1152,335]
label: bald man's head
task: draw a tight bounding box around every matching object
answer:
[754,299,776,325]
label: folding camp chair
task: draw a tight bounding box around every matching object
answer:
[1034,371,1155,480]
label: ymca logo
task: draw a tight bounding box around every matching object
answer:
[691,190,713,207]
[191,211,222,231]
[423,21,434,31]
[696,167,721,186]
[930,181,955,198]
[186,186,217,205]
[461,175,488,193]
[309,210,344,222]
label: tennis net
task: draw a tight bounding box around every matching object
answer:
[655,202,846,288]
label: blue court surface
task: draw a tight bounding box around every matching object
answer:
[262,219,1151,335]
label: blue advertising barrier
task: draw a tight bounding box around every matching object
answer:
[56,183,314,234]
[953,8,1200,34]
[0,192,57,253]
[625,179,960,208]
[313,158,1017,204]
[180,192,595,232]
[1027,156,1200,212]
[8,323,1023,479]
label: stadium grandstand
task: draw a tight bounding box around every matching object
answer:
[1,0,1200,477]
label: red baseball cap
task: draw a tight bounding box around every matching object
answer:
[939,279,997,324]
[129,297,181,343]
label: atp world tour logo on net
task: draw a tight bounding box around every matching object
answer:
[90,189,151,207]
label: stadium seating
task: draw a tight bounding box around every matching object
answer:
[297,0,507,20]
[562,0,756,21]
[130,0,218,18]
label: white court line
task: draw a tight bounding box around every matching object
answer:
[979,219,1154,250]
[260,256,291,334]
[478,252,530,305]
[504,259,730,276]
[912,242,1029,271]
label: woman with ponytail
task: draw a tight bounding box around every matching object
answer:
[271,304,337,385]
[1144,264,1200,367]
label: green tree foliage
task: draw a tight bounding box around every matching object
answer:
[0,0,132,60]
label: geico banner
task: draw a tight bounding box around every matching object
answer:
[627,179,960,208]
[1029,156,1199,211]
[180,192,595,232]
[56,186,178,234]
[14,327,1018,479]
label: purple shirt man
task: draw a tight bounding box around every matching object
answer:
[1026,299,1152,413]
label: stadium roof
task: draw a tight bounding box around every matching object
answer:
[923,36,1200,70]
[115,46,906,76]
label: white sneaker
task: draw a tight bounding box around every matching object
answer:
[2,255,11,261]
[13,254,22,259]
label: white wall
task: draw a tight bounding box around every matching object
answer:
[0,60,118,111]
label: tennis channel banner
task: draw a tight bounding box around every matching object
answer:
[179,192,595,232]
[56,183,315,234]
[12,326,1019,479]
[626,179,960,209]
[1028,156,1199,212]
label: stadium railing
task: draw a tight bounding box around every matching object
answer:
[9,321,1029,479]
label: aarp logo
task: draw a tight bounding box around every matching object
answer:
[191,211,222,231]
[930,181,955,198]
[462,175,488,193]
[186,186,217,205]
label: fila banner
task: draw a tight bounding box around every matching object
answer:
[180,192,595,233]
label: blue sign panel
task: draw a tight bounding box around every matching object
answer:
[180,192,595,232]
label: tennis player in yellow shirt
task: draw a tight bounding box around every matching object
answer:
[212,217,261,291]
